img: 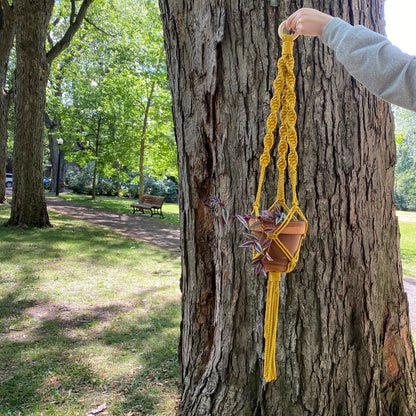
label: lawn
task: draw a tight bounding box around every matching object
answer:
[0,199,414,415]
[50,193,180,226]
[397,211,416,278]
[0,205,181,416]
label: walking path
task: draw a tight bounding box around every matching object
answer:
[45,196,416,332]
[46,196,180,253]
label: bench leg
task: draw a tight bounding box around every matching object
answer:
[150,208,163,218]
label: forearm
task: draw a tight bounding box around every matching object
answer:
[321,18,416,111]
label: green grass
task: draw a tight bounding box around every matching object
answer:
[0,205,181,416]
[398,211,416,278]
[0,199,414,415]
[49,192,180,226]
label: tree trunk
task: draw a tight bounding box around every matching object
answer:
[139,81,155,202]
[0,92,11,205]
[49,141,67,194]
[45,114,66,194]
[0,0,15,204]
[92,116,101,200]
[159,1,416,415]
[6,0,54,227]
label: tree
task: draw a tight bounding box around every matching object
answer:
[0,0,14,204]
[47,0,175,201]
[393,106,416,210]
[6,0,93,227]
[159,1,416,415]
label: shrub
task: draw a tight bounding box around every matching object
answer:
[65,165,178,201]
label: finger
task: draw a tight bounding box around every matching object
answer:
[285,11,300,31]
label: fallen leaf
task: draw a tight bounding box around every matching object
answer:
[86,402,107,416]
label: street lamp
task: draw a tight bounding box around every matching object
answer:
[56,138,64,196]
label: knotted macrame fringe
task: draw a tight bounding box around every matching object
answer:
[263,271,281,382]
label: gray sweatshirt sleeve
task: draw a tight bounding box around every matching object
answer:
[321,17,416,111]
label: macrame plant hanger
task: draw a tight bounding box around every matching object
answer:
[252,23,308,382]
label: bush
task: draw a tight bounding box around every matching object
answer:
[65,165,178,201]
[66,165,93,195]
[143,175,178,202]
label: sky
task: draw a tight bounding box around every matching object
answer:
[384,0,416,55]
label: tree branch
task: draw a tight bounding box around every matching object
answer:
[0,0,12,20]
[70,0,76,24]
[46,0,95,64]
[84,17,115,37]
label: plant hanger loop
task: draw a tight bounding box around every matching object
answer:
[278,20,299,40]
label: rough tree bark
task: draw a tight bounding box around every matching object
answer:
[7,0,94,227]
[159,1,416,415]
[0,0,14,205]
[7,0,55,227]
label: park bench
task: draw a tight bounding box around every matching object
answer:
[131,195,165,217]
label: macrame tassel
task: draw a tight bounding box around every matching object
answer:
[263,271,281,382]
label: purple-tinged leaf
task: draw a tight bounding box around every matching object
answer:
[249,221,261,230]
[261,238,272,248]
[254,241,264,254]
[240,241,255,248]
[273,205,282,216]
[260,210,274,221]
[263,226,275,233]
[275,212,286,225]
[253,261,267,276]
[235,214,250,230]
[221,208,230,225]
[264,251,274,261]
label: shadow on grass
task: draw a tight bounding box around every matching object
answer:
[0,286,180,415]
[0,208,178,269]
[0,206,180,415]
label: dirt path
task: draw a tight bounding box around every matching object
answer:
[46,196,180,253]
[404,277,416,332]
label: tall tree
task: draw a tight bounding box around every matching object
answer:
[48,0,175,199]
[159,1,416,415]
[7,0,93,227]
[0,0,14,204]
[393,106,416,210]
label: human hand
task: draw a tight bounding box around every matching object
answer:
[285,8,333,37]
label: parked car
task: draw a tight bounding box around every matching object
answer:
[44,177,50,189]
[5,173,12,188]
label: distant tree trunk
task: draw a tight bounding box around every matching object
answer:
[0,0,15,205]
[7,0,54,227]
[139,81,155,201]
[45,113,66,194]
[159,1,416,415]
[91,116,101,200]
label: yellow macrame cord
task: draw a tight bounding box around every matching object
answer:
[253,33,308,383]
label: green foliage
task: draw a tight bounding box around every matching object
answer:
[46,0,177,185]
[65,164,178,202]
[393,107,416,210]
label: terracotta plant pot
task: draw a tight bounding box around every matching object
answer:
[251,220,306,272]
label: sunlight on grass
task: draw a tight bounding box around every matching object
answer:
[0,205,180,416]
[398,211,416,278]
[50,192,180,226]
